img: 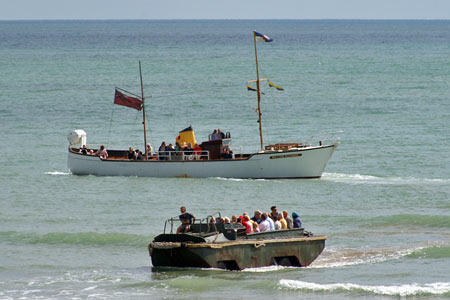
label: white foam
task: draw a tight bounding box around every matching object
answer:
[310,246,425,269]
[279,280,450,296]
[322,172,450,185]
[242,265,292,272]
[45,171,70,176]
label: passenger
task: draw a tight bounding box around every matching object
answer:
[258,213,270,232]
[184,143,193,159]
[274,214,282,230]
[266,212,275,231]
[176,206,196,234]
[252,221,260,233]
[210,129,219,141]
[231,215,238,224]
[251,210,262,224]
[135,150,144,160]
[147,143,153,156]
[283,210,293,229]
[269,206,278,222]
[292,212,302,228]
[217,128,225,139]
[128,147,136,160]
[223,217,231,224]
[166,143,175,160]
[95,145,108,159]
[279,213,288,229]
[80,144,88,154]
[243,215,253,234]
[158,142,167,160]
[193,143,203,160]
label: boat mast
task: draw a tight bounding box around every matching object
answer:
[139,61,148,160]
[253,31,264,151]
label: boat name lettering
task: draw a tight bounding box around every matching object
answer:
[270,153,302,159]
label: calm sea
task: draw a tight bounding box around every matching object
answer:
[0,20,449,299]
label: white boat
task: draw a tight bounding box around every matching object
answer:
[67,31,339,179]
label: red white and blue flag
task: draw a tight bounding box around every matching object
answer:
[254,31,273,42]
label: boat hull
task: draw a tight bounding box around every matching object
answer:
[67,144,337,179]
[149,236,326,270]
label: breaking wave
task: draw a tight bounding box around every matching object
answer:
[406,246,450,259]
[279,280,450,297]
[322,172,450,185]
[1,231,150,247]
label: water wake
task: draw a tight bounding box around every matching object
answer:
[311,243,447,269]
[279,279,450,296]
[322,172,450,185]
[45,171,70,176]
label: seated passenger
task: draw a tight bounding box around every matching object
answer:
[193,143,203,159]
[146,143,153,156]
[292,212,302,228]
[176,206,196,234]
[274,214,282,230]
[95,145,108,159]
[252,220,260,233]
[135,150,144,160]
[223,217,231,224]
[128,147,136,160]
[266,212,275,231]
[279,213,288,229]
[251,210,262,224]
[283,210,293,229]
[231,215,238,224]
[80,145,88,155]
[258,213,270,232]
[243,215,253,234]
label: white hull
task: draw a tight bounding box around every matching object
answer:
[67,144,337,179]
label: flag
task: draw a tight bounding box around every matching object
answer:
[114,89,142,111]
[268,80,284,91]
[254,31,273,42]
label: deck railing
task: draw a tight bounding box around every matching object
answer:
[157,150,210,161]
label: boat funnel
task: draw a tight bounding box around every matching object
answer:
[67,129,87,146]
[176,125,196,147]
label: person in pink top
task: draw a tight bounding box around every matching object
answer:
[95,145,108,159]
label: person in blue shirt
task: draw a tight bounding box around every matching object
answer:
[292,212,302,228]
[176,206,196,234]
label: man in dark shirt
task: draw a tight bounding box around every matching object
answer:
[177,206,196,234]
[251,210,262,224]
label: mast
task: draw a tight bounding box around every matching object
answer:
[139,61,148,160]
[253,31,264,151]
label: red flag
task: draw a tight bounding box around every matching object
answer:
[114,89,142,111]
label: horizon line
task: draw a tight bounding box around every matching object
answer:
[1,18,450,22]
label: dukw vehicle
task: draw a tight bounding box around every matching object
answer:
[148,213,326,270]
[67,31,339,179]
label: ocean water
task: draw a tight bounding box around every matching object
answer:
[1,19,450,299]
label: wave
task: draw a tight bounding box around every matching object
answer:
[370,214,450,228]
[1,231,150,247]
[322,172,450,185]
[279,280,450,297]
[45,171,70,176]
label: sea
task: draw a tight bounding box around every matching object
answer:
[0,19,449,299]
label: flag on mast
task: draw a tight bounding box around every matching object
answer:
[114,89,142,111]
[254,31,273,42]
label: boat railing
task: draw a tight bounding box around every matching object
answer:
[157,150,210,161]
[307,131,343,147]
[163,212,223,234]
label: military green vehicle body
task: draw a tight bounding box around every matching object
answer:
[149,218,326,270]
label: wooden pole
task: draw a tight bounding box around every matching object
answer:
[139,61,148,160]
[253,31,264,151]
